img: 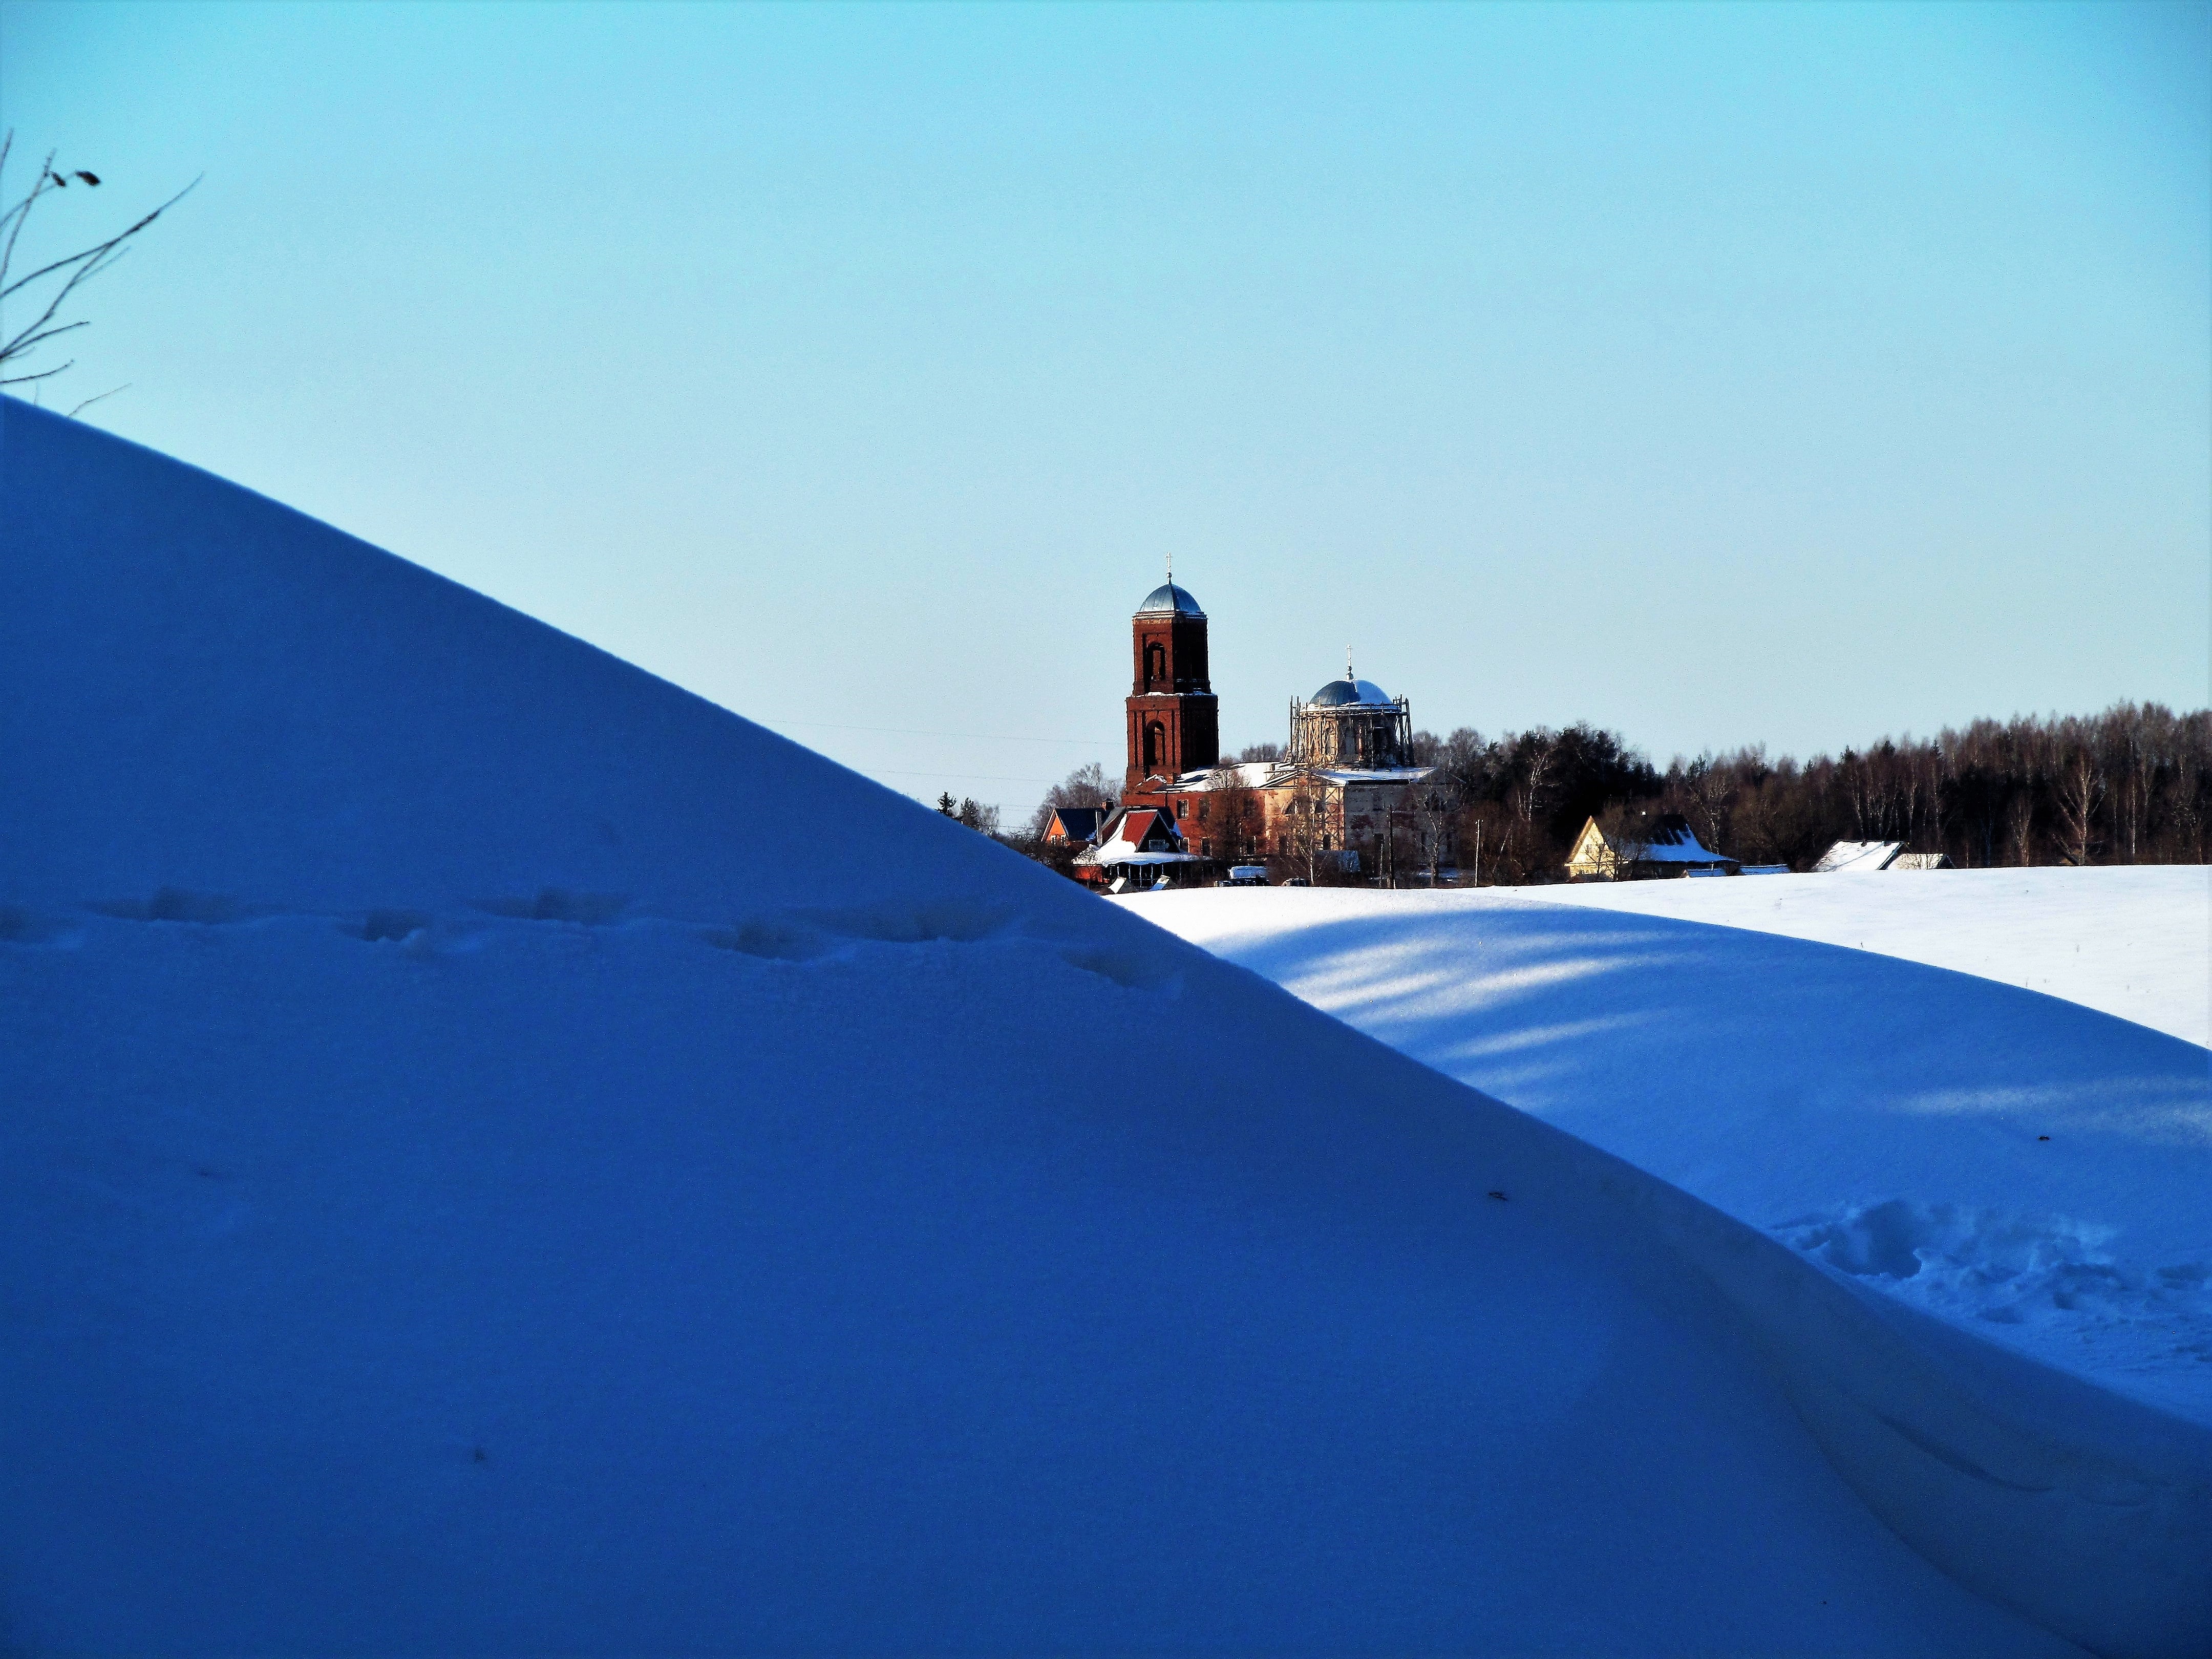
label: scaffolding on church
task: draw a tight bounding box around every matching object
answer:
[1285,692,1415,771]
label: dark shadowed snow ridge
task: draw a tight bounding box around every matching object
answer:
[2,399,2203,1655]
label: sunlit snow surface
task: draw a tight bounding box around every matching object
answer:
[4,399,2207,1655]
[1130,874,2212,1423]
[1486,866,2210,1048]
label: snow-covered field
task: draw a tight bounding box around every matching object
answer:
[1461,867,2210,1048]
[1130,876,2212,1427]
[4,398,2207,1655]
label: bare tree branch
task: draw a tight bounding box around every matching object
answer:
[0,358,75,386]
[0,133,195,403]
[2,178,194,302]
[1,246,130,360]
[3,318,89,357]
[0,135,49,291]
[66,382,128,417]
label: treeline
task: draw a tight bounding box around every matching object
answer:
[987,701,2209,881]
[1408,700,2210,879]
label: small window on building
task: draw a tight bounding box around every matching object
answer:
[1176,799,1187,819]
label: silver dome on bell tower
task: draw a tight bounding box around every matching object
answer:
[1134,582,1206,620]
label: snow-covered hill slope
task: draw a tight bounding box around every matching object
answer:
[3,398,2204,1656]
[1468,868,2210,1048]
[1133,884,2212,1429]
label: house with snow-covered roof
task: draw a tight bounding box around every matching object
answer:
[1566,814,1737,880]
[1074,805,1207,891]
[1813,840,1954,874]
[1814,840,1902,873]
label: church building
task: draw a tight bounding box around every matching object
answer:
[1080,574,1447,888]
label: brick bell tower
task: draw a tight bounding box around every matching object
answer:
[1124,561,1219,802]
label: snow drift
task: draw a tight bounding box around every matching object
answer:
[1134,885,2212,1428]
[2,399,2204,1655]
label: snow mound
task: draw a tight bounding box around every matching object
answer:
[4,399,2206,1655]
[1135,887,2212,1430]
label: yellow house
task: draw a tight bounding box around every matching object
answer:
[1566,813,1737,880]
[1565,817,1624,881]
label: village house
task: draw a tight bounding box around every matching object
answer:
[1813,840,1954,873]
[1039,805,1110,848]
[1086,805,1205,893]
[1565,813,1738,880]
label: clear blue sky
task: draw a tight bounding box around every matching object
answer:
[5,2,2207,815]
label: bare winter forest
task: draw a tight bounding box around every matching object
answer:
[1402,701,2211,881]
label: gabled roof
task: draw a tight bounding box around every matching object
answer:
[1121,807,1178,845]
[1044,806,1109,842]
[1571,814,1733,866]
[1635,815,1728,862]
[1814,840,1904,874]
[1089,807,1185,864]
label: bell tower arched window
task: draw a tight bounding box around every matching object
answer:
[1146,643,1165,688]
[1144,721,1165,772]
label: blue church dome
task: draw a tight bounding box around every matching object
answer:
[1309,676,1392,708]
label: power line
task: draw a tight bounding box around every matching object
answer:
[864,767,1077,786]
[773,718,1115,747]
